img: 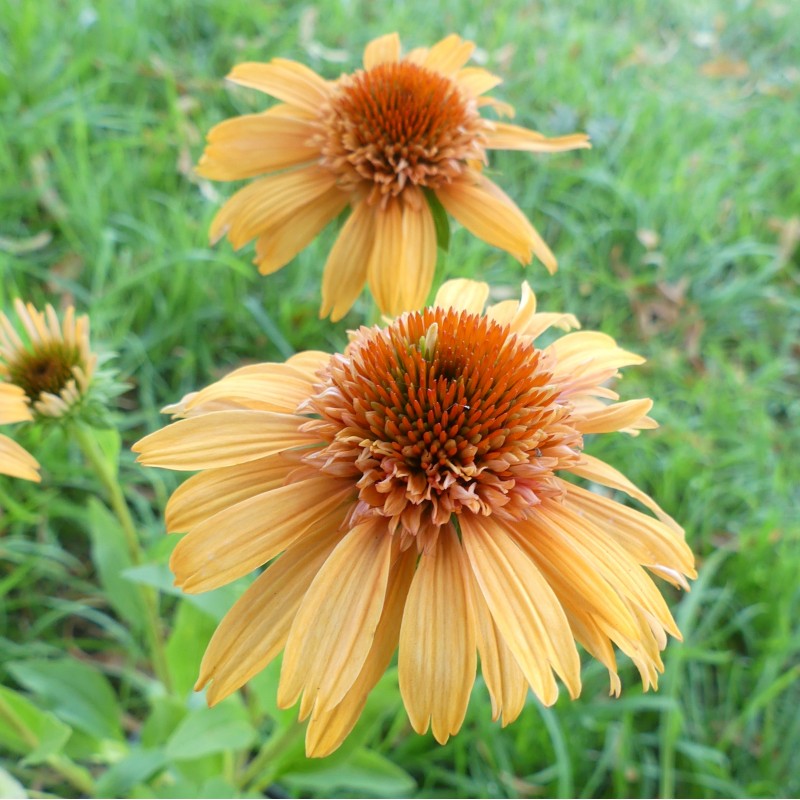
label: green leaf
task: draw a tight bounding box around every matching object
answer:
[165,702,257,761]
[95,747,168,797]
[6,658,124,741]
[282,747,416,797]
[0,686,71,765]
[0,767,27,798]
[165,601,218,697]
[140,698,187,748]
[87,498,146,632]
[425,189,451,253]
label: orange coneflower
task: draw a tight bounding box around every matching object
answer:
[133,279,695,757]
[0,300,96,422]
[199,33,590,319]
[134,280,695,756]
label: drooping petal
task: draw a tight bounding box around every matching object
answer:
[320,200,375,321]
[285,350,331,379]
[165,453,296,533]
[197,522,343,705]
[571,453,682,531]
[254,187,349,275]
[305,547,416,757]
[0,434,40,481]
[227,59,332,113]
[435,174,549,267]
[467,568,528,725]
[461,513,581,705]
[279,518,393,714]
[196,113,320,180]
[363,33,401,69]
[398,525,476,743]
[209,166,337,250]
[132,410,310,470]
[484,122,591,153]
[563,481,696,583]
[366,199,404,315]
[536,502,682,640]
[170,475,352,592]
[433,278,489,314]
[392,198,438,313]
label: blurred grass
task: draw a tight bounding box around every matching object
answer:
[1,0,799,797]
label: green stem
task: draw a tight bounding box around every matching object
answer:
[71,423,173,693]
[240,719,304,793]
[0,693,95,796]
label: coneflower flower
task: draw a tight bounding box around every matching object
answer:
[133,279,695,757]
[199,33,590,319]
[0,300,96,421]
[0,383,39,481]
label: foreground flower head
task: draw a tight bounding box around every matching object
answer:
[199,33,590,319]
[134,279,695,757]
[0,299,96,422]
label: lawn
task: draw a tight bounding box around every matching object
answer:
[1,0,799,797]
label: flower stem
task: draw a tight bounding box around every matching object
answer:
[71,423,173,693]
[0,692,96,796]
[240,719,304,793]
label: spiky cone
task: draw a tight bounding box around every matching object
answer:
[198,33,590,320]
[133,279,695,757]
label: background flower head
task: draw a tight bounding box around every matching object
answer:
[199,33,590,319]
[0,299,96,422]
[134,279,694,757]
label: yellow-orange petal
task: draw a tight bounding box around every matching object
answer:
[305,547,416,757]
[366,199,403,315]
[432,278,489,314]
[398,525,476,743]
[320,200,375,321]
[467,568,527,726]
[454,66,503,97]
[363,33,401,69]
[165,453,295,533]
[0,434,40,482]
[476,176,558,272]
[170,475,352,592]
[183,366,313,416]
[563,481,697,581]
[487,282,580,340]
[254,187,348,276]
[227,59,332,113]
[197,522,343,705]
[484,122,591,153]
[575,398,655,434]
[132,410,309,470]
[435,174,540,266]
[461,513,581,705]
[538,503,681,640]
[209,166,337,251]
[196,113,319,181]
[423,34,475,76]
[285,350,331,379]
[571,453,682,532]
[279,518,393,714]
[0,384,33,424]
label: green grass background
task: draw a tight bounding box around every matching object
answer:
[1,0,799,796]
